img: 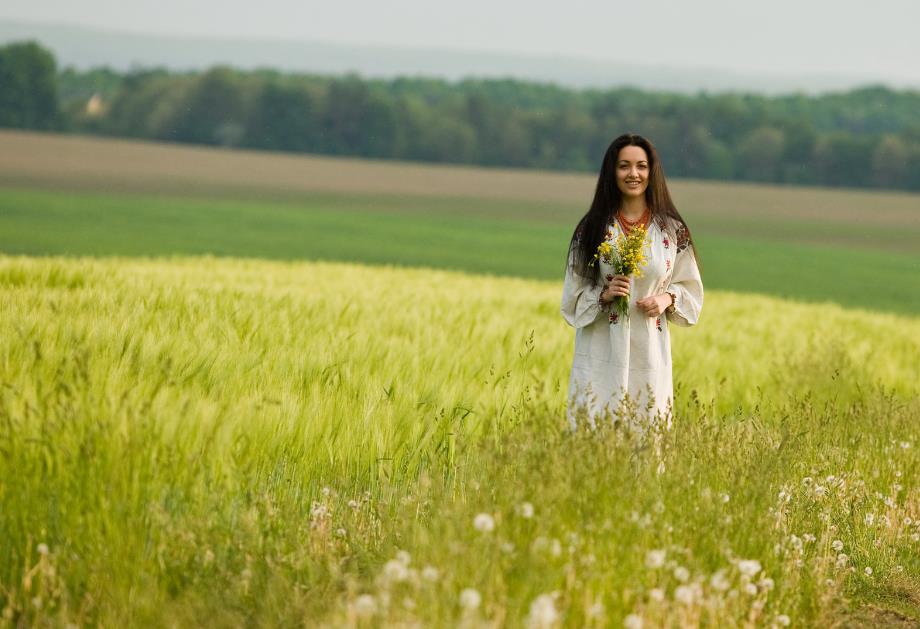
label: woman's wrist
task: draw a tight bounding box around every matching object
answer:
[665,291,676,312]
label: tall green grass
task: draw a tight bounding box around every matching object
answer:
[1,256,919,626]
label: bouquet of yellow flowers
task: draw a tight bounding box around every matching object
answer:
[593,223,649,321]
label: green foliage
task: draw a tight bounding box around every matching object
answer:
[0,41,59,130]
[46,59,920,190]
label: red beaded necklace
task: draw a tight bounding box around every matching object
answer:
[617,208,650,234]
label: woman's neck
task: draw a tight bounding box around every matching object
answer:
[618,197,647,221]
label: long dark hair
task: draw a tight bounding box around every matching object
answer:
[567,133,699,285]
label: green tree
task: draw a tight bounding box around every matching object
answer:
[738,126,786,182]
[0,41,59,130]
[871,134,909,188]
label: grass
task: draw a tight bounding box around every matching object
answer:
[1,256,919,626]
[2,187,919,315]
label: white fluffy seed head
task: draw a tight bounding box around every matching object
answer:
[473,513,495,533]
[459,588,481,610]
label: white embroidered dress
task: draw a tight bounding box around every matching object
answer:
[561,216,703,431]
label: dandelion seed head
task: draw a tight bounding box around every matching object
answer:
[673,566,690,582]
[459,588,482,610]
[744,582,758,596]
[864,566,873,576]
[650,588,666,602]
[674,584,698,605]
[383,559,409,583]
[737,559,762,578]
[836,553,849,568]
[354,594,377,619]
[36,544,49,556]
[832,540,844,552]
[645,549,666,569]
[776,613,791,626]
[421,565,439,582]
[623,613,644,629]
[759,577,774,591]
[473,512,495,533]
[520,502,535,519]
[587,601,605,618]
[526,593,559,628]
[710,569,730,591]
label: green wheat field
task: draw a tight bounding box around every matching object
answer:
[2,132,920,626]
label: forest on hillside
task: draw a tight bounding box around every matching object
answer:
[4,40,920,190]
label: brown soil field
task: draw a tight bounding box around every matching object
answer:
[1,129,918,229]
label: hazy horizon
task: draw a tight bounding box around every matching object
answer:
[2,0,919,87]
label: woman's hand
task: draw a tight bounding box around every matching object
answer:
[636,293,673,317]
[600,274,631,303]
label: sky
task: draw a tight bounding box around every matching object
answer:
[3,0,920,82]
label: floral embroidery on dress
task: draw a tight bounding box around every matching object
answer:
[665,259,671,271]
[663,237,670,249]
[609,312,619,324]
[655,317,662,332]
[675,222,690,253]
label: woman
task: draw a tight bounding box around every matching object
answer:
[561,133,703,433]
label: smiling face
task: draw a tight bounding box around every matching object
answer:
[615,145,650,198]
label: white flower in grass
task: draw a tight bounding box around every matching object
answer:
[36,544,49,556]
[912,533,920,543]
[396,550,411,566]
[519,502,535,519]
[864,566,873,576]
[789,534,803,551]
[836,553,849,568]
[673,566,690,582]
[649,588,666,602]
[383,559,409,583]
[759,577,774,591]
[473,513,495,533]
[623,613,644,629]
[551,539,562,558]
[645,549,666,569]
[674,584,699,605]
[347,499,360,510]
[460,588,482,610]
[720,493,731,503]
[904,517,912,526]
[354,594,377,619]
[526,593,559,628]
[831,540,844,552]
[737,559,762,579]
[802,533,816,544]
[776,613,791,626]
[744,582,758,596]
[801,476,813,486]
[865,513,875,526]
[587,601,605,618]
[421,565,439,582]
[710,569,730,591]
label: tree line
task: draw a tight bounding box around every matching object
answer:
[4,40,920,191]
